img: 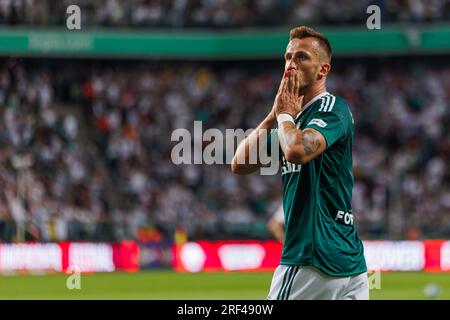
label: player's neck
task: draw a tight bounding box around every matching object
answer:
[301,86,327,110]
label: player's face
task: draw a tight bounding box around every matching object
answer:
[284,38,325,94]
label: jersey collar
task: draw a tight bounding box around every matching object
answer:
[295,91,329,120]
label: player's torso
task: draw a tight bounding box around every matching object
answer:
[279,93,366,276]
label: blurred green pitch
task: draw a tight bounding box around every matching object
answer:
[0,271,449,300]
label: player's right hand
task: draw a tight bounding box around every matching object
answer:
[268,71,290,120]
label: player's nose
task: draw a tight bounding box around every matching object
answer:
[286,64,296,71]
[286,61,297,72]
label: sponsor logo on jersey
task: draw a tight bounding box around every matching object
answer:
[335,210,354,225]
[281,155,302,175]
[307,118,327,128]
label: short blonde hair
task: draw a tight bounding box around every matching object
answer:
[289,26,332,61]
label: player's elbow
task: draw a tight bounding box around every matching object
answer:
[230,162,242,175]
[267,219,277,235]
[231,161,260,175]
[284,147,309,165]
[266,219,275,232]
[230,160,248,175]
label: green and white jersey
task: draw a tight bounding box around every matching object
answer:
[270,92,367,277]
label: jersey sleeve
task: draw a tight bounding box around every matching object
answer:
[305,110,348,149]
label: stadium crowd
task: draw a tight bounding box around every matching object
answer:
[0,60,112,242]
[1,0,449,28]
[0,57,448,242]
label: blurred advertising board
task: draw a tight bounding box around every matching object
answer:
[173,240,450,273]
[173,241,282,272]
[0,241,139,274]
[0,243,62,273]
[363,241,425,271]
[139,241,173,269]
[439,241,450,271]
[1,240,449,274]
[67,243,115,273]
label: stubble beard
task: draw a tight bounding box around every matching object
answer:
[298,83,310,96]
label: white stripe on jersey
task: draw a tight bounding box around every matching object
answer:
[326,95,336,112]
[318,94,330,112]
[318,96,325,111]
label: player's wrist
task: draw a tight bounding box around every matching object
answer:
[277,113,295,127]
[264,111,277,126]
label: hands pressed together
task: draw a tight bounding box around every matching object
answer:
[271,70,304,120]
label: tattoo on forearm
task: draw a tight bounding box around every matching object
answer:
[302,131,321,155]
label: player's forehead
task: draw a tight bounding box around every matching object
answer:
[285,37,320,56]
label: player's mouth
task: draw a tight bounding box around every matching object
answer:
[284,68,297,77]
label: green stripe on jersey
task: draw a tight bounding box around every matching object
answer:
[276,267,291,300]
[283,266,299,300]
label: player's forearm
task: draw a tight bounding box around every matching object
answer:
[231,114,276,175]
[278,122,305,164]
[267,219,285,243]
[278,122,324,164]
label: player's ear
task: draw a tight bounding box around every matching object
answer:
[317,63,331,80]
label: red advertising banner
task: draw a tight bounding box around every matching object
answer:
[173,240,450,273]
[0,241,140,274]
[423,240,446,272]
[114,241,140,273]
[0,240,449,274]
[173,240,282,272]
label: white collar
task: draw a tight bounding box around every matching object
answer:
[295,91,329,120]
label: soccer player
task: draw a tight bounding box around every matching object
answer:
[231,26,368,300]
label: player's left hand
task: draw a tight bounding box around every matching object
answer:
[274,70,304,117]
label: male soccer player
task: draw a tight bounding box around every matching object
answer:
[231,26,368,300]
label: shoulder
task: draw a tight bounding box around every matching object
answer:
[316,94,352,123]
[316,94,349,113]
[334,95,354,126]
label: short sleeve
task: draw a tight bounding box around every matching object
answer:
[305,111,347,149]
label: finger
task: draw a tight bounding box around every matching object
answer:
[287,71,294,93]
[277,72,288,95]
[291,71,296,95]
[281,72,289,94]
[294,71,300,97]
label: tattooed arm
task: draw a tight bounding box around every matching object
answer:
[272,64,327,165]
[277,124,326,164]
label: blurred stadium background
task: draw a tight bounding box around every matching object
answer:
[0,0,449,299]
